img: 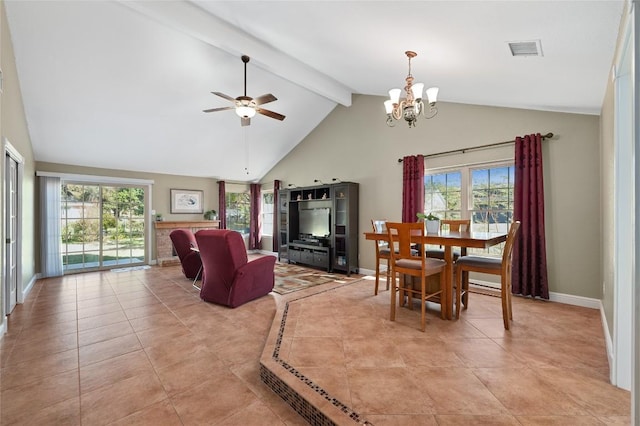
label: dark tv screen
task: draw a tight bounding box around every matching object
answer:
[299,208,330,238]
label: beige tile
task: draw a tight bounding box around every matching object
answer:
[80,349,154,393]
[79,333,142,366]
[516,415,608,425]
[288,337,346,367]
[1,369,79,424]
[344,336,406,368]
[170,373,260,424]
[217,399,286,425]
[535,367,630,417]
[6,332,78,366]
[77,309,128,331]
[348,367,436,415]
[1,348,78,390]
[108,399,182,426]
[435,414,522,425]
[365,414,438,426]
[81,370,167,425]
[13,396,81,426]
[78,320,134,347]
[473,368,585,416]
[413,367,507,415]
[155,349,223,396]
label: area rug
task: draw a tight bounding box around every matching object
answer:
[273,262,360,295]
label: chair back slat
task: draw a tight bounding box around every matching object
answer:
[440,219,470,232]
[385,222,423,260]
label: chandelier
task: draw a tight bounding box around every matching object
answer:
[384,51,439,127]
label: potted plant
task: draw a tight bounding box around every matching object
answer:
[155,213,163,222]
[417,212,440,234]
[204,209,217,220]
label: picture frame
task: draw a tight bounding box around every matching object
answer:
[170,189,204,214]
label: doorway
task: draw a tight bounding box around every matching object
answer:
[4,141,23,315]
[61,182,147,272]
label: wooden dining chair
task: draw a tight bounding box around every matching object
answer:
[371,219,391,295]
[454,221,521,329]
[386,222,446,331]
[425,219,471,260]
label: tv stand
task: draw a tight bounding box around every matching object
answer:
[288,242,330,272]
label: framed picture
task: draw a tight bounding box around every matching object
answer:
[170,189,204,214]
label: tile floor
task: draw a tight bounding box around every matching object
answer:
[0,263,631,425]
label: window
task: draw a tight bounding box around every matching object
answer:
[424,161,514,255]
[261,191,274,236]
[61,183,146,271]
[470,166,514,234]
[225,191,250,234]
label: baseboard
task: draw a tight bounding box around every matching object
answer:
[359,267,375,276]
[470,279,601,309]
[20,274,37,303]
[258,250,278,257]
[599,300,615,384]
[548,291,601,309]
[0,315,6,337]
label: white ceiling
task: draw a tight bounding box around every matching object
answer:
[5,0,624,182]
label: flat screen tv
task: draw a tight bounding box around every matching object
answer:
[299,207,330,238]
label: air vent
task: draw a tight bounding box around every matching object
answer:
[507,40,543,57]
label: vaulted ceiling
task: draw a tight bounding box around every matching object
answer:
[5,1,624,181]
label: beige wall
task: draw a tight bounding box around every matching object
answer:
[1,0,37,318]
[262,94,602,298]
[35,162,219,261]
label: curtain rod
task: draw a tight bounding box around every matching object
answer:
[397,132,554,163]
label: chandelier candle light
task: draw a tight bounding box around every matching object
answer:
[384,51,439,127]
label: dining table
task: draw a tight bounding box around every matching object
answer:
[364,229,508,320]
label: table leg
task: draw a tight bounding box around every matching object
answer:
[443,246,453,320]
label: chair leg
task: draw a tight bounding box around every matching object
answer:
[501,277,510,330]
[420,275,427,332]
[390,269,397,322]
[374,260,380,295]
[462,271,470,311]
[385,259,391,291]
[439,269,446,320]
[455,266,462,319]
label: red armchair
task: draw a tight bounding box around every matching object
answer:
[195,229,275,308]
[169,229,202,280]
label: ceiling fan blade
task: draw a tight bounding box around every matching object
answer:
[241,117,251,126]
[257,108,285,121]
[203,106,234,113]
[254,93,277,105]
[212,91,236,102]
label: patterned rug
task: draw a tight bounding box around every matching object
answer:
[273,262,360,295]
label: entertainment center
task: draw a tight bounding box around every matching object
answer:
[277,182,358,274]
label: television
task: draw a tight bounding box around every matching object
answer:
[299,207,330,238]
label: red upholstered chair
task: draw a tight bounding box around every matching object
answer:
[170,229,202,280]
[195,229,275,308]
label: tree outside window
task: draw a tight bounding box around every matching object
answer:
[261,191,274,237]
[225,191,250,234]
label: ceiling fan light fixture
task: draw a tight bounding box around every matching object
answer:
[236,105,256,118]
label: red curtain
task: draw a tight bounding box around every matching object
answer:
[249,183,261,250]
[218,181,226,229]
[513,133,549,299]
[272,180,281,252]
[402,155,424,223]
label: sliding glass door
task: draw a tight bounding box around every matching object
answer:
[61,183,146,272]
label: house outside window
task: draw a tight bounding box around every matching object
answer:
[225,191,250,235]
[424,161,514,256]
[261,191,274,237]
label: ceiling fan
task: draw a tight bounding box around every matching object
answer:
[203,55,285,126]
